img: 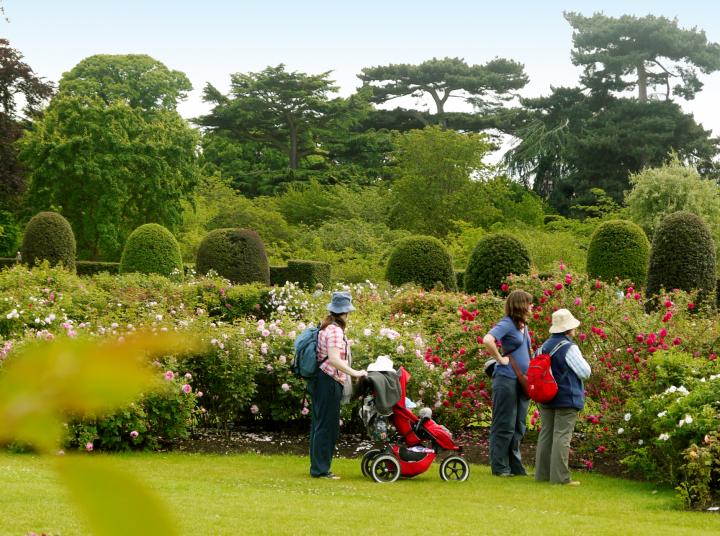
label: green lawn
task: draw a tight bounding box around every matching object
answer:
[1,452,718,535]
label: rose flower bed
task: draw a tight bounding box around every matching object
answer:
[1,262,719,508]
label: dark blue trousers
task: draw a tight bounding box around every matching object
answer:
[490,374,529,476]
[308,371,343,477]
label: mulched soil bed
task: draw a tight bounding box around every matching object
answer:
[172,426,624,478]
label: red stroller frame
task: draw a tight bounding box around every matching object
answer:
[361,367,470,483]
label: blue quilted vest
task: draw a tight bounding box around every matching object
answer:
[541,334,585,410]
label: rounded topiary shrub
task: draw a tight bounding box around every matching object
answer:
[119,223,183,278]
[21,211,76,271]
[196,228,270,285]
[586,220,650,285]
[647,211,716,306]
[465,233,530,294]
[385,236,456,291]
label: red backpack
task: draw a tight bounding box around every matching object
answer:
[526,341,570,404]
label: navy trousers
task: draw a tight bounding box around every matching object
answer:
[308,371,343,477]
[489,374,529,476]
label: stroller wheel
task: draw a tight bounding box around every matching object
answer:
[361,449,381,478]
[439,455,470,482]
[370,454,401,483]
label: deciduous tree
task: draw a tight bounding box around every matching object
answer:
[20,96,200,260]
[625,157,720,241]
[388,126,496,236]
[58,54,192,111]
[0,39,53,205]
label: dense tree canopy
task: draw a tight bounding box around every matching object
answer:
[0,39,54,206]
[389,126,492,236]
[387,126,542,236]
[625,158,720,241]
[197,65,381,195]
[58,54,192,111]
[358,56,528,128]
[19,96,200,260]
[505,89,717,213]
[565,12,720,102]
[5,8,720,279]
[198,65,368,169]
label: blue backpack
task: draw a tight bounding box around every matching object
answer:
[292,325,327,379]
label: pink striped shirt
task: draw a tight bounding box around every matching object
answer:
[317,323,350,385]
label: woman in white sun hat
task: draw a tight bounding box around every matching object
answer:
[534,308,591,486]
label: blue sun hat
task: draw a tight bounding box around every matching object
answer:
[327,291,355,314]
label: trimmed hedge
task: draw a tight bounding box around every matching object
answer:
[385,235,456,291]
[196,228,270,285]
[465,233,530,294]
[270,266,291,286]
[647,211,716,306]
[21,211,76,271]
[285,260,331,289]
[586,220,650,285]
[455,270,465,290]
[119,224,184,278]
[0,257,17,270]
[76,261,120,276]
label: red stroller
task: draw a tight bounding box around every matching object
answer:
[359,367,469,483]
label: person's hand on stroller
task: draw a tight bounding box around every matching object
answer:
[326,347,366,379]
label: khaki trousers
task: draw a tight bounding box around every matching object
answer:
[534,406,578,484]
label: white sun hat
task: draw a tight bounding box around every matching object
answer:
[549,308,581,334]
[367,355,395,372]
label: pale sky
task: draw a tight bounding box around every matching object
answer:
[4,0,720,144]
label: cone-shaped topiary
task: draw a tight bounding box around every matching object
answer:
[21,211,76,271]
[196,228,270,284]
[385,235,456,291]
[647,211,716,306]
[586,220,650,285]
[465,233,530,294]
[119,223,183,278]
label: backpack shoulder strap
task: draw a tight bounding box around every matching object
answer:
[535,339,570,357]
[549,339,571,356]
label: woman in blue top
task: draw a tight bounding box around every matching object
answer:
[483,289,533,476]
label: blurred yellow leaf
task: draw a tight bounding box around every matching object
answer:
[0,332,201,451]
[56,455,176,536]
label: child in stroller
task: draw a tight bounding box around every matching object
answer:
[358,356,470,483]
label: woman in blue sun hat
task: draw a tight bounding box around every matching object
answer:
[309,290,367,480]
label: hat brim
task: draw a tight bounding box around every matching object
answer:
[327,304,355,313]
[549,317,581,333]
